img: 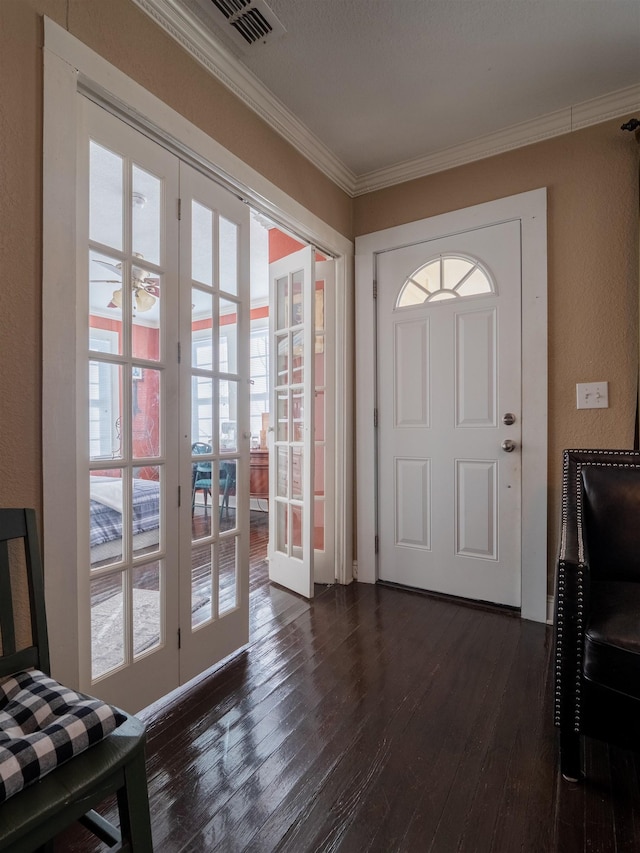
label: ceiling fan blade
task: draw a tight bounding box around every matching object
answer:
[92,259,123,276]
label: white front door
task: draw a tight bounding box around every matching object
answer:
[376,220,522,607]
[80,99,250,711]
[268,247,315,597]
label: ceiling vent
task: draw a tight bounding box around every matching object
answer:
[210,0,286,50]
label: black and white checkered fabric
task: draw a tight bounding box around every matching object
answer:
[0,669,125,802]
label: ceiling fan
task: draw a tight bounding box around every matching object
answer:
[91,256,160,313]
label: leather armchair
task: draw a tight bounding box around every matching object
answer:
[554,449,640,781]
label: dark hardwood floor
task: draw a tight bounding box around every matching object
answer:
[57,515,640,851]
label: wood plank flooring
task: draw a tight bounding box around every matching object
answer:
[57,516,640,851]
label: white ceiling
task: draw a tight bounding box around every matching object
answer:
[139,0,640,193]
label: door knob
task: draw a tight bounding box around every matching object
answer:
[501,439,516,453]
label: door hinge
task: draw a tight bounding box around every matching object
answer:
[177,341,182,364]
[178,485,181,508]
[374,408,378,428]
[375,535,379,554]
[177,197,182,221]
[373,280,378,299]
[178,628,182,649]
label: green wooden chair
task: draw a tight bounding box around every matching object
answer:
[0,508,153,851]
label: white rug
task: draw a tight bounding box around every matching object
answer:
[91,587,214,678]
[91,589,161,678]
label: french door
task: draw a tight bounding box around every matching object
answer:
[268,248,315,597]
[178,164,250,683]
[311,260,336,586]
[80,99,249,711]
[267,248,336,597]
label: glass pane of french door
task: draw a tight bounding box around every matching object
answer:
[179,163,250,684]
[83,99,180,711]
[268,247,315,598]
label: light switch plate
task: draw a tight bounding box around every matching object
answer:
[576,382,609,409]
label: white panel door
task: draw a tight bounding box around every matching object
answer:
[377,220,522,606]
[268,247,315,597]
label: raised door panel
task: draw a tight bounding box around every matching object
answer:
[455,308,497,428]
[455,460,497,559]
[394,319,430,428]
[395,457,431,549]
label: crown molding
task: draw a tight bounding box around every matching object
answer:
[130,0,357,195]
[571,83,640,130]
[354,83,640,196]
[132,0,639,199]
[353,109,572,196]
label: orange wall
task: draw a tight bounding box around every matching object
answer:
[269,229,327,263]
[90,317,161,462]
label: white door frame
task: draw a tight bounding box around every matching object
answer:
[355,189,548,623]
[42,17,354,693]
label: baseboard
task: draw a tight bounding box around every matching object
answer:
[547,594,554,625]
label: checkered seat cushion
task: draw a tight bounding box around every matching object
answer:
[0,669,125,802]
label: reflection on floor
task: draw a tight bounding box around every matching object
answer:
[58,507,321,852]
[63,571,640,853]
[245,507,316,641]
[196,504,312,641]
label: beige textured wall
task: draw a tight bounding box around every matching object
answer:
[354,121,640,583]
[0,0,351,523]
[1,0,637,599]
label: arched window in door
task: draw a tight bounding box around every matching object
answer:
[396,254,494,308]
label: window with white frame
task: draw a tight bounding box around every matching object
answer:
[89,329,119,458]
[192,334,213,444]
[396,254,494,308]
[250,319,269,440]
[191,327,240,446]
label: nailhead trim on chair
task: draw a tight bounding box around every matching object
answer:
[555,450,640,734]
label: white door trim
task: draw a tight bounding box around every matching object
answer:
[42,17,354,691]
[355,189,548,622]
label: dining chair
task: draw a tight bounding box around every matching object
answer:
[0,508,153,851]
